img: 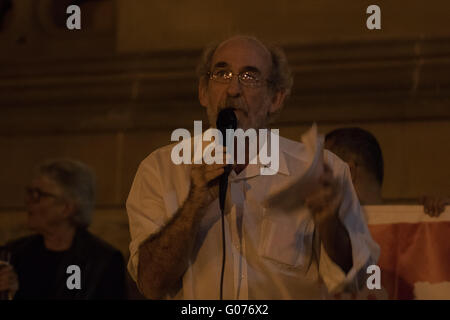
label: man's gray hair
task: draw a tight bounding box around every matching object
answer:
[196,35,294,98]
[35,158,96,228]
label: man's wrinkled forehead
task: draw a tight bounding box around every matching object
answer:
[211,36,272,73]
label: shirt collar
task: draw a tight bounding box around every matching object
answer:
[228,134,290,181]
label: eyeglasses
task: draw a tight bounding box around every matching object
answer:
[208,69,267,88]
[25,186,61,203]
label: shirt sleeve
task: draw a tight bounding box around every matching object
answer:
[318,160,380,294]
[126,156,168,282]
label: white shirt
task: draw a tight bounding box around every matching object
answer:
[126,135,380,299]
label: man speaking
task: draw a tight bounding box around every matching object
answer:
[126,35,379,299]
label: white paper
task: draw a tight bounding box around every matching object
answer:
[264,123,325,211]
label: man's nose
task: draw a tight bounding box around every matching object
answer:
[226,75,242,97]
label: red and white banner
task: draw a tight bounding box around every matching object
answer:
[365,205,450,300]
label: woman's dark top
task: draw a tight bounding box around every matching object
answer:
[7,228,126,299]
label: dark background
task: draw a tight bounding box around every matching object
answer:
[0,0,449,260]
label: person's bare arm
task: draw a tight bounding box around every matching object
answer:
[421,195,450,217]
[305,164,353,273]
[137,161,225,299]
[315,214,353,273]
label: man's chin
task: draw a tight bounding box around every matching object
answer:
[208,110,249,130]
[231,109,248,122]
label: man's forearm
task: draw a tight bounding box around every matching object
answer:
[137,189,207,299]
[318,216,353,273]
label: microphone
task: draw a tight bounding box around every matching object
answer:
[216,108,237,211]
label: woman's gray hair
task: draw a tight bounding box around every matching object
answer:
[196,35,294,98]
[35,158,96,228]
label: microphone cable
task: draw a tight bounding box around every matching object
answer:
[219,165,231,300]
[219,194,226,300]
[216,108,237,300]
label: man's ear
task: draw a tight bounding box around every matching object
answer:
[269,89,287,114]
[199,79,208,108]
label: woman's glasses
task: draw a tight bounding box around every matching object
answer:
[25,187,60,203]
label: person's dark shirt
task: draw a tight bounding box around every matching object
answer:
[7,228,126,299]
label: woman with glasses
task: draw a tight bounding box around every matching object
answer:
[0,159,126,299]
